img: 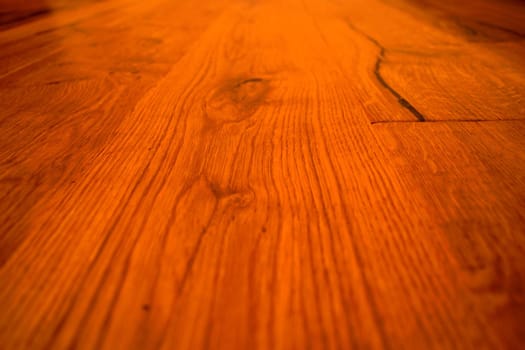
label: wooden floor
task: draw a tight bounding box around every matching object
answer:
[1,0,525,348]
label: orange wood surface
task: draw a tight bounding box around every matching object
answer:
[1,0,525,349]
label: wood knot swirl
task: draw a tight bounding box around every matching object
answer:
[207,180,254,208]
[203,76,271,126]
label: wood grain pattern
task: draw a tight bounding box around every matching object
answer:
[1,0,524,349]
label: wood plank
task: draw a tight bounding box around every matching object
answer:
[0,0,524,349]
[328,0,525,122]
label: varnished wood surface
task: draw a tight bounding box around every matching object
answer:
[1,0,525,348]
